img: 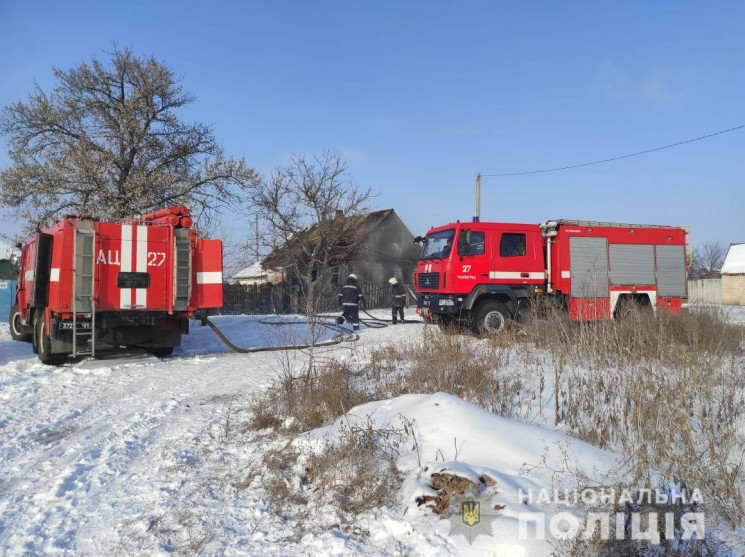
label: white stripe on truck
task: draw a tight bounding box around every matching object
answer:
[50,268,60,282]
[120,225,132,309]
[135,225,148,308]
[196,272,222,284]
[488,271,545,280]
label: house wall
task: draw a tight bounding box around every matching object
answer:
[350,212,421,285]
[722,275,745,305]
[235,276,267,286]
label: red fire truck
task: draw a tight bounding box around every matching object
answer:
[8,206,223,364]
[415,219,689,333]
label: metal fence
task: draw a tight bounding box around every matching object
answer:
[687,279,722,305]
[220,281,415,315]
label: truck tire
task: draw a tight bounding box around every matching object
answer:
[471,300,511,335]
[148,346,175,358]
[35,314,66,366]
[9,304,32,342]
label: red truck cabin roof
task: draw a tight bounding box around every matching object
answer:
[425,221,540,235]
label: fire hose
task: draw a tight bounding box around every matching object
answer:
[198,306,422,354]
[198,315,360,353]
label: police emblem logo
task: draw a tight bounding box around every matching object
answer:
[461,499,481,527]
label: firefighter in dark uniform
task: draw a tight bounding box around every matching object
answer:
[389,277,406,324]
[338,273,364,330]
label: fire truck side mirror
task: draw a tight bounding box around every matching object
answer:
[15,242,22,249]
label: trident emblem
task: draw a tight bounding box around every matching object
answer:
[461,500,481,527]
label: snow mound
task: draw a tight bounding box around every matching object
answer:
[304,392,621,555]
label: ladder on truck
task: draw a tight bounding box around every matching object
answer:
[173,229,192,312]
[72,222,96,357]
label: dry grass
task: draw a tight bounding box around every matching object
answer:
[250,359,369,433]
[258,422,403,529]
[523,306,745,528]
[304,423,403,515]
[249,304,745,534]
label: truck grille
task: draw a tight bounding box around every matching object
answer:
[418,272,440,289]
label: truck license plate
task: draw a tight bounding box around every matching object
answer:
[58,322,91,330]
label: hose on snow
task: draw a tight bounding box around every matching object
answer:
[198,315,359,353]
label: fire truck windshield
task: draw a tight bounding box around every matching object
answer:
[420,229,455,260]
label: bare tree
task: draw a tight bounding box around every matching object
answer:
[0,47,259,232]
[251,151,372,318]
[690,240,727,279]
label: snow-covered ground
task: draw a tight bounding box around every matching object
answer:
[686,303,745,325]
[1,307,742,555]
[0,313,423,555]
[300,392,621,556]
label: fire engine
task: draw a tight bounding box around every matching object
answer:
[415,219,689,333]
[8,206,223,364]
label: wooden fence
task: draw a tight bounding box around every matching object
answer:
[220,282,416,315]
[687,279,722,305]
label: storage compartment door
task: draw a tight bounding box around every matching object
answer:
[610,244,655,286]
[192,239,223,309]
[656,245,687,297]
[31,233,54,307]
[570,237,609,298]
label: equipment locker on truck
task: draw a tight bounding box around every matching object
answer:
[9,206,223,364]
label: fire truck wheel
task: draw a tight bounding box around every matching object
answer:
[35,315,66,366]
[472,300,511,335]
[9,304,32,342]
[148,346,174,358]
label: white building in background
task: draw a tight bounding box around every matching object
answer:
[231,261,283,286]
[721,243,745,305]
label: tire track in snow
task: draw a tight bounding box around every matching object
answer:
[0,352,271,555]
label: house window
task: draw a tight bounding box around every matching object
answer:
[500,233,526,257]
[458,230,485,256]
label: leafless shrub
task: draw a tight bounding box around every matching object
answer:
[257,420,403,533]
[305,422,403,516]
[368,326,536,418]
[250,359,370,433]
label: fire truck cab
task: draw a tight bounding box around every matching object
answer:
[8,206,223,364]
[416,219,688,333]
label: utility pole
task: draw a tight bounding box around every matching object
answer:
[474,172,481,222]
[254,213,260,261]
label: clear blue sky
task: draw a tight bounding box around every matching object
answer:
[1,1,743,248]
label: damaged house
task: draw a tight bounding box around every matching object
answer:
[260,209,421,310]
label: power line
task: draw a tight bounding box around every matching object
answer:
[481,124,745,177]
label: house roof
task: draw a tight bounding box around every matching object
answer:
[0,241,19,261]
[722,243,745,275]
[262,208,397,268]
[232,261,266,280]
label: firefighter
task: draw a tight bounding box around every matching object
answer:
[389,277,406,324]
[442,237,453,258]
[337,273,365,330]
